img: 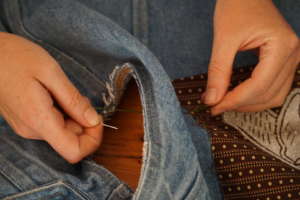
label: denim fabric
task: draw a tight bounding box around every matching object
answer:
[0,21,5,32]
[0,0,221,199]
[0,126,133,200]
[275,0,300,35]
[0,14,6,32]
[0,0,299,199]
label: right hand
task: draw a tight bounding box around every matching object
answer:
[204,0,300,115]
[0,33,103,163]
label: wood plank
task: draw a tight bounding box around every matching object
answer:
[93,80,143,190]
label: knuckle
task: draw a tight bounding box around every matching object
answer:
[69,90,85,109]
[258,89,278,104]
[65,136,100,164]
[36,60,58,77]
[66,153,82,164]
[249,76,270,97]
[253,85,268,97]
[90,139,101,151]
[284,33,300,51]
[259,94,272,104]
[13,124,24,135]
[21,135,34,140]
[271,96,286,108]
[208,64,226,75]
[14,125,32,139]
[67,158,80,164]
[208,65,229,85]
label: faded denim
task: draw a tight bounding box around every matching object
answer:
[0,0,299,199]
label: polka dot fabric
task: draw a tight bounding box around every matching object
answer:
[172,65,300,200]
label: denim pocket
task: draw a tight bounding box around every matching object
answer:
[3,181,88,200]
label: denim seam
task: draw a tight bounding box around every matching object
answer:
[6,0,107,89]
[180,170,201,200]
[6,0,115,119]
[82,160,133,200]
[0,128,59,179]
[3,180,63,200]
[0,131,113,200]
[58,181,91,200]
[0,166,23,192]
[84,160,123,186]
[101,63,134,117]
[0,152,45,191]
[12,0,134,122]
[132,0,149,45]
[106,184,132,200]
[130,70,152,200]
[3,180,89,200]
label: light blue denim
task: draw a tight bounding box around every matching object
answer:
[0,0,299,199]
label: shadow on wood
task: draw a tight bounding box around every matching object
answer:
[93,80,143,190]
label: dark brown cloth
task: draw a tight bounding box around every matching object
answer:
[173,65,300,200]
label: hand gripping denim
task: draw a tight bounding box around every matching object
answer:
[0,0,222,199]
[0,0,299,199]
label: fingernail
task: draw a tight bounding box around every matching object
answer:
[205,88,217,104]
[84,107,100,126]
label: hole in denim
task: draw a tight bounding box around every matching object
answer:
[93,79,143,191]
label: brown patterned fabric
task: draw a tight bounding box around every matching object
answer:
[172,65,300,200]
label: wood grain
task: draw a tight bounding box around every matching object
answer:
[93,80,143,190]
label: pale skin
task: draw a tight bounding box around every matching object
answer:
[0,0,299,163]
[0,33,103,163]
[203,0,300,115]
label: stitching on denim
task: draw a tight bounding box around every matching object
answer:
[3,181,64,200]
[106,184,133,200]
[8,0,145,120]
[130,71,150,200]
[3,180,89,200]
[101,63,134,117]
[58,181,91,200]
[12,0,142,119]
[10,0,106,88]
[132,0,149,45]
[0,166,23,191]
[83,160,123,185]
[84,160,134,199]
[180,170,203,200]
[0,129,59,179]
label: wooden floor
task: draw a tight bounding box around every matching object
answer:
[93,80,143,190]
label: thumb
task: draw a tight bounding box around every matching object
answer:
[204,40,238,105]
[37,64,101,127]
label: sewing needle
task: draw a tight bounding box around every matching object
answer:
[103,123,118,130]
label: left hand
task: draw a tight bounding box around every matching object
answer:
[204,0,300,115]
[0,33,103,163]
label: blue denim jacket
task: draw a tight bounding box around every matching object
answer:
[0,0,299,199]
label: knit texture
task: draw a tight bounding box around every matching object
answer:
[173,65,300,200]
